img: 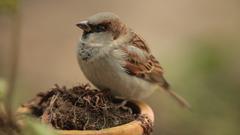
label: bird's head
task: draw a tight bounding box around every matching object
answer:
[77,12,128,42]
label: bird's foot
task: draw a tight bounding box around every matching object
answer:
[116,100,133,113]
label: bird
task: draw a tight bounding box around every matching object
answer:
[76,12,190,109]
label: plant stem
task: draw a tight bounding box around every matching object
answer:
[5,3,21,123]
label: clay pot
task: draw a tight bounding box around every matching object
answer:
[18,100,154,135]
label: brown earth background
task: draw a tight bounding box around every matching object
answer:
[0,0,240,135]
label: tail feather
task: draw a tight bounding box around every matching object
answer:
[159,78,191,109]
[166,89,191,109]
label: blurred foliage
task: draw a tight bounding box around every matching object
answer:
[21,118,57,135]
[0,78,6,118]
[168,38,240,135]
[188,39,240,108]
[0,78,7,102]
[0,78,57,135]
[0,0,18,13]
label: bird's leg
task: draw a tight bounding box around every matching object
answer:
[113,96,128,107]
[116,99,133,114]
[117,100,128,108]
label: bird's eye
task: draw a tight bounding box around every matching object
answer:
[95,24,107,32]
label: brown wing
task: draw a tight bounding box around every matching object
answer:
[120,33,190,109]
[120,33,168,87]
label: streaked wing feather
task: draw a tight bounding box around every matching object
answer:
[119,33,191,109]
[121,33,164,84]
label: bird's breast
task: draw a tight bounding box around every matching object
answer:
[78,54,123,89]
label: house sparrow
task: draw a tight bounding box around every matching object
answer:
[76,12,190,108]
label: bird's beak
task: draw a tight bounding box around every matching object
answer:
[76,20,91,32]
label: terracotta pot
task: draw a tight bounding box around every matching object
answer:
[18,100,154,135]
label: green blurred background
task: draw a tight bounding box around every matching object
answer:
[0,0,240,135]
